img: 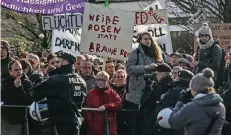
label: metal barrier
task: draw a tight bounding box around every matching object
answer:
[1,104,135,135]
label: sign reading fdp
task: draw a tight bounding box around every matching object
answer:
[135,9,168,25]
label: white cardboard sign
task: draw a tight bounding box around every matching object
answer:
[80,3,135,60]
[51,29,81,56]
[135,9,168,25]
[42,13,83,30]
[135,24,173,53]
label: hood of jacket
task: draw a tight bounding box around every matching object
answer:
[192,93,223,117]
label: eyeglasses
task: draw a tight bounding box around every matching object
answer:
[96,78,107,82]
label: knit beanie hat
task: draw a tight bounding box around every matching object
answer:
[178,58,190,68]
[190,68,214,93]
[178,69,194,81]
[156,63,172,72]
[198,26,213,38]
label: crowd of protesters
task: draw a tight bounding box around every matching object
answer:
[1,24,231,135]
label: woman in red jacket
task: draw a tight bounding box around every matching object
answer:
[84,71,123,135]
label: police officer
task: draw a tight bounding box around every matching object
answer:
[32,50,87,135]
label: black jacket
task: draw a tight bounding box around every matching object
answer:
[1,56,13,79]
[140,76,173,111]
[196,43,222,73]
[161,80,190,109]
[28,70,43,84]
[32,64,87,124]
[1,73,32,124]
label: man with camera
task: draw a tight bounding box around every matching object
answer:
[140,63,173,134]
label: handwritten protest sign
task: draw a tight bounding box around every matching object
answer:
[52,29,81,56]
[135,9,168,25]
[135,24,173,53]
[42,13,83,30]
[1,0,85,14]
[80,3,135,60]
[194,23,231,51]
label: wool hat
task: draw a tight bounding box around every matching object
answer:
[178,58,190,68]
[178,69,194,81]
[170,52,181,58]
[55,50,75,64]
[190,68,214,93]
[198,26,213,38]
[156,63,172,72]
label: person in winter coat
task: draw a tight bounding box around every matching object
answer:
[1,60,32,135]
[1,40,13,79]
[111,69,127,135]
[140,63,173,134]
[161,69,194,109]
[81,59,97,93]
[84,71,123,135]
[32,51,87,135]
[156,70,194,135]
[125,32,163,134]
[194,25,222,86]
[169,68,226,135]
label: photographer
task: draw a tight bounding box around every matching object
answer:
[160,70,194,109]
[169,68,226,135]
[156,70,194,135]
[140,63,173,134]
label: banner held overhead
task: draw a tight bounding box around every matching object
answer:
[42,13,83,30]
[1,0,85,14]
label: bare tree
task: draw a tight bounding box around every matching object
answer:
[169,0,231,23]
[1,7,52,49]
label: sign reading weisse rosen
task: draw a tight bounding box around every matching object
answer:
[80,3,135,60]
[194,23,231,51]
[135,9,168,25]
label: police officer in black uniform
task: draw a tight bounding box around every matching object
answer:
[32,50,87,135]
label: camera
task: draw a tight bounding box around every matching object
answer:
[144,73,157,81]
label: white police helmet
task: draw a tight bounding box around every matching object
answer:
[157,108,173,129]
[29,98,49,122]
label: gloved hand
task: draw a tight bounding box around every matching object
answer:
[179,90,193,104]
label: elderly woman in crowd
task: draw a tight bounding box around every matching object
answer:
[84,71,122,135]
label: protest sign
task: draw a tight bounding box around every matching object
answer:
[80,3,135,60]
[52,29,81,56]
[135,9,168,25]
[42,13,83,30]
[1,0,85,14]
[194,23,231,51]
[134,24,173,53]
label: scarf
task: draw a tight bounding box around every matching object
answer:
[140,44,155,58]
[198,38,214,49]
